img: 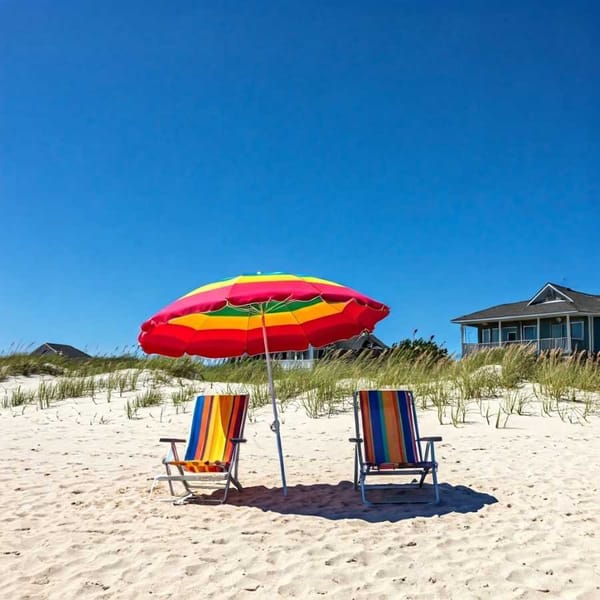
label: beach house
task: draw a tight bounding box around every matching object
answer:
[272,333,389,368]
[452,282,600,356]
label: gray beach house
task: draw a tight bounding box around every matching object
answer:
[452,283,600,356]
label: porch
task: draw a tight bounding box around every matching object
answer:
[462,338,569,356]
[459,314,596,357]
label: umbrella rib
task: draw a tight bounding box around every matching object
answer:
[269,296,293,313]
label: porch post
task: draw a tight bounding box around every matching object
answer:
[566,314,572,354]
[460,324,465,355]
[590,316,595,353]
[536,317,540,353]
[498,320,502,347]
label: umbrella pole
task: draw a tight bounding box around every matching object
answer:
[261,312,288,496]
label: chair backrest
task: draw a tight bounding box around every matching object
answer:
[184,394,249,464]
[355,390,422,465]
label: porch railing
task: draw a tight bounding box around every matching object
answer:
[274,358,315,370]
[462,338,570,356]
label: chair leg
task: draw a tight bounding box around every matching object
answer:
[230,474,242,492]
[431,465,440,504]
[165,463,176,496]
[150,475,161,495]
[353,446,359,490]
[359,472,372,507]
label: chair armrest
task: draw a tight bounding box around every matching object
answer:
[419,436,442,442]
[159,437,186,443]
[349,437,363,443]
[231,438,247,443]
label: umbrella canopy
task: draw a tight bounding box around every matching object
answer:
[139,272,390,496]
[139,273,389,357]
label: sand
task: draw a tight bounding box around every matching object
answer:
[1,374,600,599]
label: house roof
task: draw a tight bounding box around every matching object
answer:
[452,283,600,324]
[333,333,389,352]
[31,343,91,359]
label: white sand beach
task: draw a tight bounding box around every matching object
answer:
[2,375,600,599]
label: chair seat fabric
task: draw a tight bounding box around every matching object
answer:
[169,460,229,473]
[359,390,421,465]
[368,461,434,470]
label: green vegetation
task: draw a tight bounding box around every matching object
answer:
[1,345,599,426]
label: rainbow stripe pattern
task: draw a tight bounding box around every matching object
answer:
[358,390,421,467]
[139,272,389,358]
[168,394,249,473]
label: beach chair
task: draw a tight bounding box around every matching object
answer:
[350,390,442,505]
[150,394,249,504]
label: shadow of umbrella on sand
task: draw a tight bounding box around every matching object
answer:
[138,272,390,496]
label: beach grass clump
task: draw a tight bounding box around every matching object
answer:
[451,363,500,401]
[414,380,451,423]
[125,399,138,419]
[134,388,163,408]
[112,370,141,396]
[533,350,576,404]
[299,358,354,418]
[199,358,269,385]
[149,356,205,381]
[171,386,196,406]
[246,383,270,416]
[55,377,89,400]
[36,380,57,409]
[500,345,537,388]
[5,386,36,407]
[0,353,68,378]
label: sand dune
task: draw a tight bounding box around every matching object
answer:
[1,376,600,599]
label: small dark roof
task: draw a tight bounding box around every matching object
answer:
[31,343,91,359]
[452,283,600,324]
[333,333,389,352]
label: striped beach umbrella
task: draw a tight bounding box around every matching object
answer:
[139,272,390,495]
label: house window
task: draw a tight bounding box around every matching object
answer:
[551,323,566,338]
[482,328,499,344]
[571,321,584,340]
[503,327,517,342]
[523,325,537,341]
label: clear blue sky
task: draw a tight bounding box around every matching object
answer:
[1,1,598,356]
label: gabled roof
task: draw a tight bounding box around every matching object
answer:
[452,282,600,324]
[31,343,91,359]
[333,332,389,352]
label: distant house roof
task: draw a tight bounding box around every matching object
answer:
[31,343,91,359]
[329,333,389,354]
[452,283,600,324]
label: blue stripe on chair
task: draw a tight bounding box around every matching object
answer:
[368,390,387,464]
[184,395,205,461]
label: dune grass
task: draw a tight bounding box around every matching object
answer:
[1,345,599,425]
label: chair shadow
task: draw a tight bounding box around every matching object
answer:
[222,481,498,523]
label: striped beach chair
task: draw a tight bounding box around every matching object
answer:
[151,394,249,504]
[350,390,442,505]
